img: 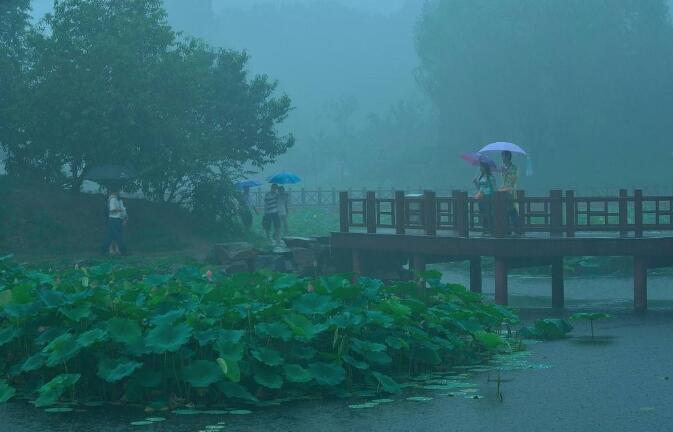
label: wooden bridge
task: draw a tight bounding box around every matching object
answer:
[330,189,673,311]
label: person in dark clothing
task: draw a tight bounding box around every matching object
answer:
[102,189,128,255]
[262,184,281,243]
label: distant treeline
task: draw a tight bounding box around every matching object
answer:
[0,0,293,224]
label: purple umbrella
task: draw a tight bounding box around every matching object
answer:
[461,152,498,170]
[479,142,527,155]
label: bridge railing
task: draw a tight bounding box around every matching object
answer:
[338,189,673,238]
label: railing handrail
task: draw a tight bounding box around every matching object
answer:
[339,189,673,238]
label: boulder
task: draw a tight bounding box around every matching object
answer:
[211,242,257,264]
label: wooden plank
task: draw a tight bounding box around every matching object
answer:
[366,191,377,234]
[634,189,643,238]
[492,191,507,238]
[339,192,349,233]
[565,190,575,238]
[551,257,564,309]
[395,191,406,235]
[423,190,437,236]
[470,257,482,293]
[453,190,469,238]
[634,256,648,312]
[495,257,508,305]
[619,189,628,237]
[550,189,563,238]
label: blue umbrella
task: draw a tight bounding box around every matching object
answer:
[236,179,263,189]
[267,171,302,185]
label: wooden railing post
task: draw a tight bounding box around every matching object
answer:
[339,191,349,233]
[619,189,628,237]
[395,191,406,235]
[634,189,643,238]
[492,191,507,238]
[516,190,526,235]
[453,190,469,237]
[565,190,575,238]
[366,191,377,234]
[550,189,563,238]
[423,190,437,236]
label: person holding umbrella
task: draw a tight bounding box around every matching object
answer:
[499,150,520,234]
[102,187,128,255]
[262,184,281,244]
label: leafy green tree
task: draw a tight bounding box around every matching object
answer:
[416,0,673,187]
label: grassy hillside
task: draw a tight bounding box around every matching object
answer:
[0,177,232,259]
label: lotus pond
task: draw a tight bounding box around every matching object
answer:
[0,256,519,417]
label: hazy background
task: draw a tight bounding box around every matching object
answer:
[26,0,673,192]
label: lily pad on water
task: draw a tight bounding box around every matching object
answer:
[349,403,377,409]
[171,409,201,415]
[183,360,222,388]
[145,322,192,353]
[202,410,228,415]
[205,426,225,430]
[406,396,433,402]
[44,407,74,413]
[130,420,154,426]
[145,417,166,422]
[229,409,253,415]
[371,398,394,404]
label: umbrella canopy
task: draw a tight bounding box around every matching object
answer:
[479,142,527,155]
[461,152,498,170]
[267,171,302,185]
[85,165,135,182]
[236,179,263,189]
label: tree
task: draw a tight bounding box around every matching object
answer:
[2,0,293,203]
[416,0,673,188]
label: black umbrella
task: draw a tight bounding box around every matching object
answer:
[85,165,136,182]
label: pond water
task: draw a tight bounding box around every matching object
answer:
[3,273,673,432]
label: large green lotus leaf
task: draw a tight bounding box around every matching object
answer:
[26,271,55,286]
[20,352,48,373]
[149,309,185,326]
[474,331,504,349]
[213,340,244,362]
[35,374,80,407]
[291,345,317,360]
[253,366,283,389]
[35,327,67,347]
[570,312,612,321]
[216,358,240,382]
[43,333,81,367]
[3,302,40,319]
[217,381,258,403]
[97,357,143,383]
[283,314,318,340]
[0,326,22,346]
[385,335,409,350]
[183,360,221,388]
[76,328,109,348]
[365,350,392,366]
[10,283,33,304]
[329,312,364,329]
[342,355,369,370]
[251,347,283,367]
[144,274,172,288]
[194,329,219,346]
[106,318,142,345]
[255,322,292,341]
[218,329,245,344]
[292,293,341,315]
[308,362,346,386]
[38,288,68,308]
[59,303,92,322]
[283,364,312,383]
[145,323,192,353]
[272,274,302,290]
[377,299,412,321]
[371,371,401,394]
[0,380,16,403]
[366,310,395,328]
[351,338,387,354]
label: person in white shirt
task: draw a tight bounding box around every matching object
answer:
[102,189,128,255]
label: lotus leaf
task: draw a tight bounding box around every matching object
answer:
[76,328,108,348]
[283,314,318,340]
[59,303,92,322]
[97,357,143,383]
[569,312,613,321]
[291,345,317,360]
[292,293,340,315]
[371,371,401,394]
[106,318,142,345]
[214,340,244,362]
[385,335,409,350]
[145,323,192,353]
[473,331,504,349]
[216,357,241,382]
[194,329,220,346]
[217,381,258,402]
[20,352,48,373]
[43,333,81,367]
[255,321,292,341]
[38,288,68,308]
[149,309,185,326]
[252,347,283,367]
[183,360,222,388]
[0,380,16,402]
[218,329,245,344]
[366,310,394,328]
[35,374,81,407]
[0,326,21,346]
[342,355,369,370]
[309,362,345,386]
[283,364,312,383]
[253,366,283,389]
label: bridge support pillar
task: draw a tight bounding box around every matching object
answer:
[412,255,426,273]
[634,256,648,313]
[494,257,508,305]
[352,250,362,275]
[551,257,564,309]
[470,257,482,293]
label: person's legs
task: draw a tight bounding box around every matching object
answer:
[262,214,271,240]
[102,218,114,254]
[272,214,281,242]
[281,215,288,236]
[109,218,125,255]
